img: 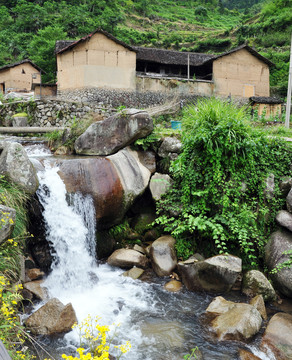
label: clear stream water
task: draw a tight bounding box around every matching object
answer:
[25,143,273,360]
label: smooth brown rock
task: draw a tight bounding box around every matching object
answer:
[261,312,292,360]
[178,254,242,293]
[250,295,267,320]
[122,267,144,280]
[58,148,151,229]
[23,280,48,301]
[25,298,77,335]
[164,279,182,292]
[206,296,235,317]
[107,248,149,269]
[150,235,177,276]
[211,303,262,341]
[26,268,45,281]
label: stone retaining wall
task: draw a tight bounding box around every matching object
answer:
[0,99,115,128]
[57,87,201,108]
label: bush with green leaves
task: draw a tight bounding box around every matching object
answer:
[155,98,292,267]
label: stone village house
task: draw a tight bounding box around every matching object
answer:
[0,60,42,94]
[55,29,282,116]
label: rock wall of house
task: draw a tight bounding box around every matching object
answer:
[0,100,115,127]
[57,87,200,108]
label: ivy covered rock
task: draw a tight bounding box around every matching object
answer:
[265,230,292,298]
[178,254,242,293]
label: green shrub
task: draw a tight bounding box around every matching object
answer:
[155,98,292,267]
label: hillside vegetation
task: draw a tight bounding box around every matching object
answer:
[0,0,290,96]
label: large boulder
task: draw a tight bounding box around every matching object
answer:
[207,297,262,341]
[0,205,16,245]
[261,312,292,359]
[276,210,292,232]
[149,235,177,276]
[242,270,277,302]
[0,142,38,194]
[107,248,149,269]
[74,109,153,156]
[25,298,77,335]
[149,173,173,201]
[286,187,292,213]
[265,230,292,298]
[58,148,151,229]
[178,254,242,293]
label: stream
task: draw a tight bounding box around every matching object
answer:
[23,142,272,360]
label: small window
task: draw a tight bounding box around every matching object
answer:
[22,69,25,74]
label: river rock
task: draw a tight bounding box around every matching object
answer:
[107,248,149,269]
[286,187,292,213]
[23,280,48,301]
[250,295,267,320]
[0,142,38,194]
[238,348,262,360]
[261,312,292,359]
[265,229,292,298]
[0,205,16,244]
[74,109,153,156]
[149,173,173,201]
[25,298,77,335]
[158,137,182,158]
[206,296,235,316]
[149,235,177,276]
[164,279,183,292]
[58,147,151,229]
[122,267,144,280]
[279,176,292,197]
[276,210,292,232]
[210,302,262,341]
[178,254,242,293]
[137,151,156,174]
[264,173,275,200]
[26,268,45,281]
[242,270,277,302]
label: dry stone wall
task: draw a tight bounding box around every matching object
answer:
[0,99,115,127]
[57,87,201,108]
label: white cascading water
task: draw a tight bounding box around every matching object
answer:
[24,143,273,360]
[36,161,154,359]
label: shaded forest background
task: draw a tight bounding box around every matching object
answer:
[0,0,291,96]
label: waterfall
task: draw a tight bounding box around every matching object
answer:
[37,164,98,295]
[35,161,153,359]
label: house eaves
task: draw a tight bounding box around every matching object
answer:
[56,29,136,54]
[135,46,214,67]
[206,44,274,67]
[0,59,45,73]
